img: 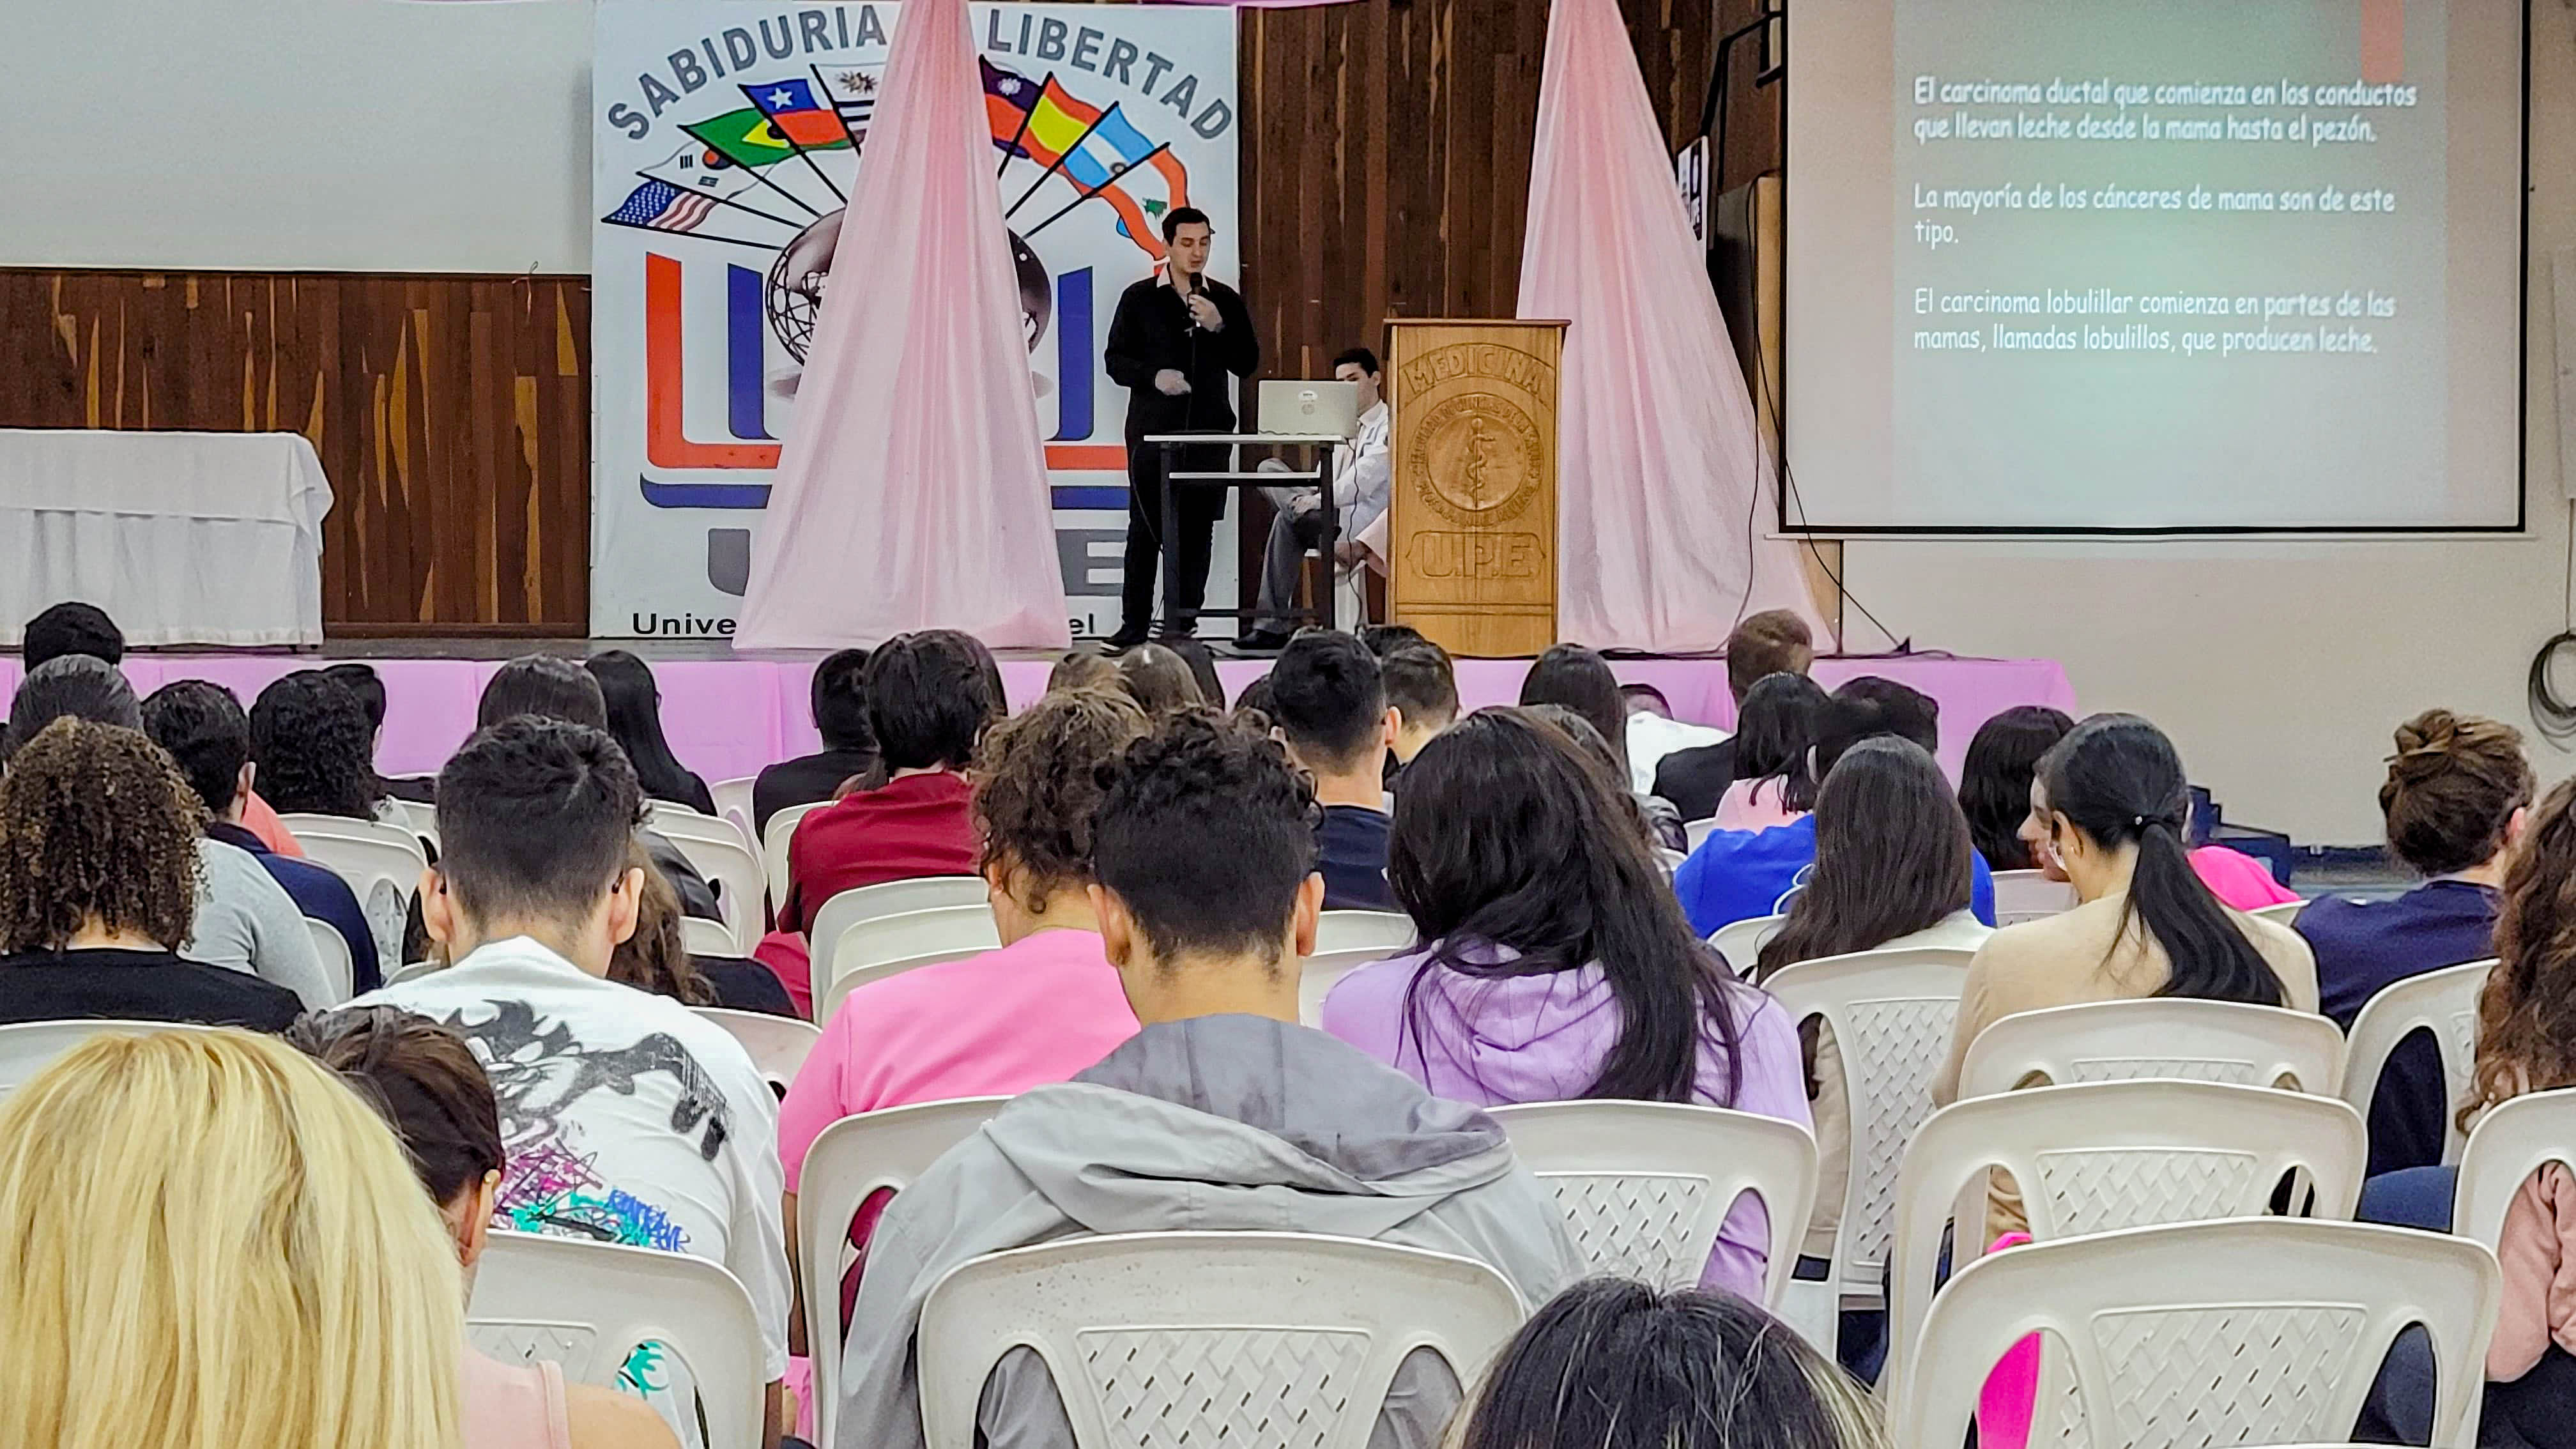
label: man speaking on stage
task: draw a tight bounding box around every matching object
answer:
[1102,207,1260,648]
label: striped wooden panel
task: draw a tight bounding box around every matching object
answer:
[0,270,590,636]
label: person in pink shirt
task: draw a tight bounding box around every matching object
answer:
[775,687,1152,1432]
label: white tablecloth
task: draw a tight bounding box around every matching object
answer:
[0,429,333,646]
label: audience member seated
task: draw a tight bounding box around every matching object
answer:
[1522,704,1682,856]
[143,680,381,993]
[1519,643,1689,834]
[20,599,123,670]
[1229,671,1276,728]
[588,649,717,815]
[1457,1279,1889,1449]
[1752,737,1993,1266]
[1043,647,1116,695]
[1958,705,2074,871]
[2303,709,2528,1176]
[355,716,792,1441]
[1932,714,2319,1244]
[319,659,423,807]
[1114,641,1204,715]
[10,660,332,1006]
[249,671,388,821]
[480,653,609,729]
[0,718,302,1030]
[289,1007,680,1449]
[756,648,880,834]
[1378,636,1460,770]
[611,841,797,1018]
[835,714,1584,1449]
[1623,681,1727,797]
[1654,608,1815,819]
[1267,631,1400,910]
[1675,678,1997,936]
[1323,707,1806,1300]
[782,631,995,933]
[1162,634,1226,705]
[1709,672,1832,833]
[0,1029,475,1448]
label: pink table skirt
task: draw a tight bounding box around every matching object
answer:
[5,652,2073,786]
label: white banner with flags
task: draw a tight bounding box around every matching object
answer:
[592,1,1239,640]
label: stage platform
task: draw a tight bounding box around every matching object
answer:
[22,645,2076,785]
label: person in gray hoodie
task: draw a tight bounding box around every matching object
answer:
[834,712,1586,1449]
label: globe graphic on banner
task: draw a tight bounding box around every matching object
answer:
[765,211,1054,364]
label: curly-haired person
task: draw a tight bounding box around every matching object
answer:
[249,670,388,820]
[0,717,302,1030]
[834,710,1586,1449]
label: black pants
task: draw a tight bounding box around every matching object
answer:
[1121,439,1229,634]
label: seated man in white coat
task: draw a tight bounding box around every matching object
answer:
[1243,347,1390,649]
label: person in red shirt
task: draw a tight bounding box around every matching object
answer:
[780,630,1000,933]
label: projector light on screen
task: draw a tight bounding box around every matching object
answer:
[1784,0,2527,533]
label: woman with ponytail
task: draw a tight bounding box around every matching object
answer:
[1320,707,1811,1302]
[1931,714,2317,1237]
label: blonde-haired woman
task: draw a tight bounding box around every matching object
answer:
[0,1028,466,1449]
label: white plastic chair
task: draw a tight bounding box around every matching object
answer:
[303,916,354,1005]
[815,904,1002,1021]
[1707,913,1786,977]
[2342,958,2495,1167]
[1893,1218,2499,1449]
[1300,945,1407,1027]
[0,1018,212,1093]
[1957,997,2347,1100]
[1683,816,1720,850]
[2250,899,2306,924]
[762,801,827,914]
[280,814,426,983]
[918,1232,1526,1449]
[808,878,990,993]
[649,808,767,953]
[799,1096,1011,1448]
[1489,1100,1818,1307]
[468,1230,769,1449]
[2455,1085,2576,1255]
[1990,868,2077,925]
[691,1007,819,1094]
[1314,910,1415,956]
[1761,946,1974,1304]
[681,916,735,958]
[380,795,441,852]
[1883,1079,2370,1405]
[709,776,757,847]
[384,957,442,987]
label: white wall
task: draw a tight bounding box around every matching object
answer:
[1838,5,2576,846]
[4,0,592,273]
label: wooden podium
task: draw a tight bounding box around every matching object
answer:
[1383,319,1565,657]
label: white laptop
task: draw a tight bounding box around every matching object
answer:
[1257,379,1363,440]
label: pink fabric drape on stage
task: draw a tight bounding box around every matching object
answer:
[733,0,1070,651]
[1517,0,1822,654]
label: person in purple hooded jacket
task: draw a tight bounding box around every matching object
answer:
[1321,707,1811,1301]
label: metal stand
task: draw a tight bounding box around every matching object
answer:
[1144,431,1344,637]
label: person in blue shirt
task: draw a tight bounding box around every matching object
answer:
[1675,677,1995,937]
[1266,631,1400,911]
[2300,709,2527,1175]
[141,680,381,993]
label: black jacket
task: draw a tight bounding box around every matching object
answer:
[1652,739,1738,822]
[1105,274,1259,438]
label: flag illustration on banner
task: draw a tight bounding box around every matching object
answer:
[743,77,855,150]
[983,59,1189,256]
[689,107,800,169]
[818,65,882,137]
[606,179,720,233]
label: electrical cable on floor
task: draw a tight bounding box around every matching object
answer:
[2527,500,2576,741]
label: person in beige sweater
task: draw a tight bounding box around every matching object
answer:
[1929,715,2320,1244]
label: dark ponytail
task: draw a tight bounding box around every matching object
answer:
[2038,715,2284,1008]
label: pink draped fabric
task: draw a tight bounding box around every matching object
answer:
[1517,0,1821,653]
[733,0,1069,651]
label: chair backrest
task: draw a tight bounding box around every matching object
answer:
[709,776,757,848]
[1958,998,2347,1100]
[1883,1080,2370,1406]
[1683,816,1719,850]
[276,816,426,976]
[918,1232,1527,1449]
[385,956,442,987]
[381,795,441,851]
[468,1230,769,1449]
[1299,946,1406,1027]
[681,916,736,957]
[762,801,827,914]
[809,878,991,993]
[2342,959,2494,1167]
[1314,910,1415,956]
[2250,900,2306,924]
[816,904,1002,1018]
[303,917,354,1005]
[1990,869,2078,924]
[1894,1218,2499,1449]
[648,810,767,954]
[1489,1100,1818,1307]
[2455,1085,2576,1255]
[798,1096,1011,1448]
[0,1018,213,1094]
[1707,913,1785,976]
[690,1007,820,1094]
[1760,947,1975,1298]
